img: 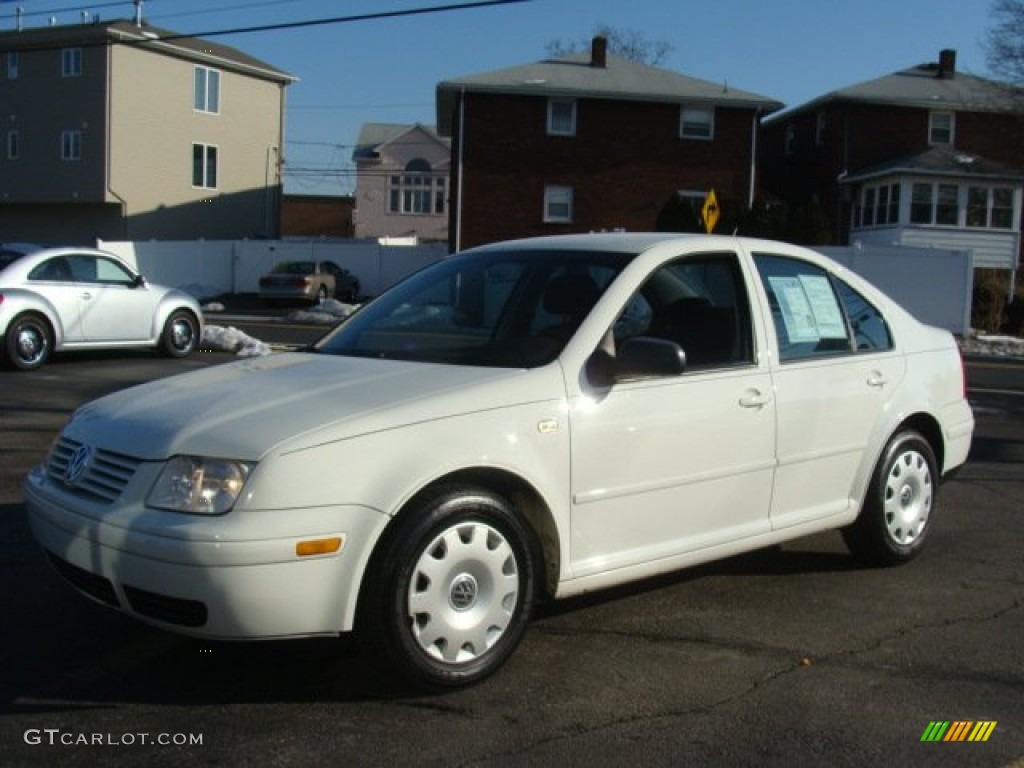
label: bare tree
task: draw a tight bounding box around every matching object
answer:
[986,0,1024,84]
[546,24,673,66]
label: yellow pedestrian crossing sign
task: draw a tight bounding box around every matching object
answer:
[702,189,720,233]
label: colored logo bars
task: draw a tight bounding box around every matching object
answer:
[920,721,997,742]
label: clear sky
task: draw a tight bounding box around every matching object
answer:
[1,0,1000,196]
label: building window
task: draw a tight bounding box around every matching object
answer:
[928,111,954,145]
[543,185,573,223]
[855,183,901,227]
[192,143,218,188]
[936,183,959,224]
[910,182,961,226]
[7,52,19,79]
[680,106,714,140]
[967,186,1015,229]
[387,158,446,215]
[194,66,221,113]
[815,111,826,146]
[61,130,81,161]
[61,48,82,77]
[7,130,18,159]
[547,99,576,136]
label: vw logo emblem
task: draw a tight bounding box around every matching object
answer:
[63,444,93,488]
[449,573,478,612]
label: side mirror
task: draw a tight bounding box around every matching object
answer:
[586,337,686,387]
[132,274,147,288]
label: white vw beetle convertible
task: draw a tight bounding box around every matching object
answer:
[26,233,974,688]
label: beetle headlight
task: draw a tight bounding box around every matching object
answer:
[148,456,253,515]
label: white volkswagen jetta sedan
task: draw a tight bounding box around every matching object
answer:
[26,234,974,688]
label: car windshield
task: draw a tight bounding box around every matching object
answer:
[315,248,633,368]
[272,261,314,275]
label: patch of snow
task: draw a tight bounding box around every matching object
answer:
[960,333,1024,358]
[202,325,273,357]
[285,299,359,325]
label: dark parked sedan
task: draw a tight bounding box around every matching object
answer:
[258,260,360,304]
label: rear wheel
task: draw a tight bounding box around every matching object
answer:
[4,313,53,370]
[160,310,199,358]
[843,430,938,566]
[361,485,537,689]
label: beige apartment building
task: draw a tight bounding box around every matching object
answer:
[0,19,294,244]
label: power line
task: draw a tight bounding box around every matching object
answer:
[2,1,533,48]
[137,0,534,44]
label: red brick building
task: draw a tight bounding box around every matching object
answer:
[762,50,1024,273]
[436,37,782,251]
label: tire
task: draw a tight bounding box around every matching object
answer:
[842,430,938,566]
[360,484,538,689]
[4,313,53,371]
[160,310,199,358]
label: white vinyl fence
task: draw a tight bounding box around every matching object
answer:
[98,239,449,299]
[97,239,973,335]
[820,245,973,336]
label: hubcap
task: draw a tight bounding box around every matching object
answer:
[883,449,933,546]
[407,522,520,664]
[16,325,46,364]
[171,319,194,351]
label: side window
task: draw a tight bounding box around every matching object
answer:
[615,252,754,369]
[66,255,135,286]
[28,257,74,282]
[833,279,892,352]
[754,254,852,361]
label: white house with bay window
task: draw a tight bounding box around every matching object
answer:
[352,123,451,242]
[844,146,1023,272]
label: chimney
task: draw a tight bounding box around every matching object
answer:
[938,49,956,79]
[591,35,607,68]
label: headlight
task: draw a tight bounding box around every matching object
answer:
[148,456,253,515]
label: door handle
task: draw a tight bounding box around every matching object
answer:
[739,390,771,409]
[867,371,887,388]
[80,292,92,300]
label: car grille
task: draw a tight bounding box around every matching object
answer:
[47,437,141,504]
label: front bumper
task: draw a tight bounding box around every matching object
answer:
[25,466,387,639]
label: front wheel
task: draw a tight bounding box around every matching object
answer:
[842,430,938,566]
[160,310,199,358]
[361,485,537,689]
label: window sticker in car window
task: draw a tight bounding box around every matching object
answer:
[798,275,847,338]
[769,275,846,342]
[770,277,818,342]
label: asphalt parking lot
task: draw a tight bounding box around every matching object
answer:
[0,351,1021,767]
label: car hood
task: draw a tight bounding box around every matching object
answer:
[65,352,561,461]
